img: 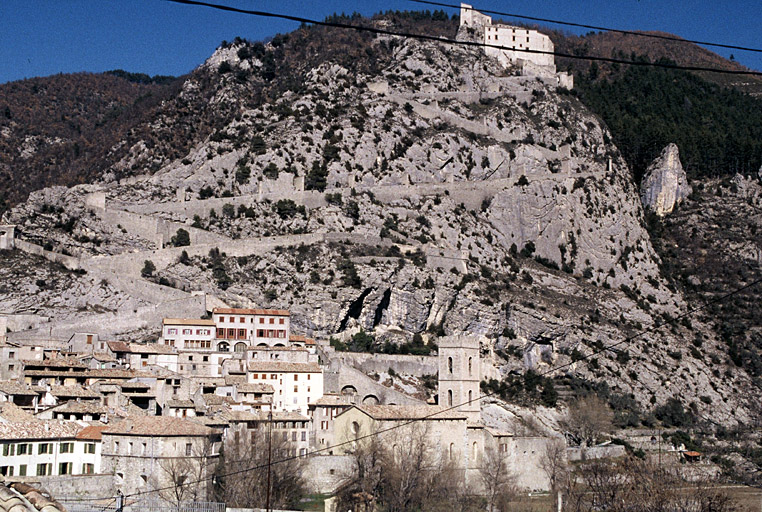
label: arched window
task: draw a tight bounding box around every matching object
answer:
[218,342,230,352]
[448,389,453,407]
[449,443,455,460]
[234,342,247,353]
[468,390,472,403]
[468,357,472,376]
[472,442,478,461]
[351,421,360,436]
[448,356,453,374]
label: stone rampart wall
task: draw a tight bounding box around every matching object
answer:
[14,239,82,270]
[8,295,206,341]
[567,444,627,461]
[17,473,114,498]
[329,351,438,377]
[303,455,353,494]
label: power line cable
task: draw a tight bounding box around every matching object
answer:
[162,0,762,76]
[411,0,762,55]
[120,269,762,500]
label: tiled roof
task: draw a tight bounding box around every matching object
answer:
[313,394,352,406]
[85,369,150,379]
[107,342,177,355]
[166,400,195,408]
[223,375,246,385]
[288,335,315,345]
[104,416,214,437]
[0,420,83,440]
[0,403,37,423]
[76,425,109,441]
[0,381,38,396]
[203,394,235,406]
[228,410,309,422]
[42,401,108,415]
[49,385,100,399]
[21,357,87,369]
[236,383,274,394]
[0,482,66,512]
[247,362,321,373]
[163,318,216,326]
[349,405,468,421]
[213,308,290,316]
[86,352,118,362]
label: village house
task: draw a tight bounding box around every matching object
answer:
[308,393,353,450]
[225,410,311,457]
[101,416,221,498]
[0,421,101,478]
[107,341,179,372]
[247,361,323,415]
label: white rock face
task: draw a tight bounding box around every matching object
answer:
[640,143,692,217]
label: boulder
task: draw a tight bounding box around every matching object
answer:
[640,143,692,217]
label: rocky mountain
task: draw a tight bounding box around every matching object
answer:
[2,11,762,457]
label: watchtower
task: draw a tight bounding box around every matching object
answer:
[438,336,481,423]
[0,225,15,250]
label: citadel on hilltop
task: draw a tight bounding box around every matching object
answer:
[460,3,573,88]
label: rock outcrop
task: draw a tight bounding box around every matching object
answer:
[640,143,692,216]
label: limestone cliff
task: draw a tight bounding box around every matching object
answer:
[640,143,692,216]
[1,26,757,427]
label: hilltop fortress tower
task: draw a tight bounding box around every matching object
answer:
[460,3,573,88]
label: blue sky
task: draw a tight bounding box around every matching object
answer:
[1,0,760,84]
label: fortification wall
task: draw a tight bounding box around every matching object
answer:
[28,473,114,499]
[329,351,438,377]
[0,314,51,332]
[8,295,206,341]
[14,239,82,270]
[567,444,626,461]
[303,455,353,494]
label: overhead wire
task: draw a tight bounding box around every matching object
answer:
[120,270,762,500]
[411,0,762,55]
[162,0,762,76]
[91,0,762,500]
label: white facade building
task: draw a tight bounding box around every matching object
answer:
[213,308,291,350]
[460,2,572,87]
[247,361,322,415]
[0,421,101,478]
[160,319,215,350]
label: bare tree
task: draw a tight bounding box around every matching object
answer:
[478,447,518,512]
[158,436,216,505]
[560,395,614,447]
[564,457,749,512]
[539,438,568,512]
[213,429,306,510]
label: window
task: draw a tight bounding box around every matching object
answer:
[59,462,72,475]
[0,467,13,477]
[183,329,192,335]
[240,317,245,323]
[216,328,225,338]
[259,318,265,324]
[185,443,192,456]
[294,386,298,393]
[269,318,275,324]
[168,328,177,335]
[2,444,13,456]
[60,442,74,453]
[36,463,52,476]
[468,390,473,403]
[141,443,147,455]
[279,318,285,325]
[227,328,236,339]
[8,352,14,359]
[85,443,96,454]
[301,431,306,441]
[82,463,95,474]
[468,357,472,376]
[18,465,26,476]
[17,444,30,455]
[448,357,453,374]
[38,443,52,455]
[114,441,120,452]
[448,390,453,407]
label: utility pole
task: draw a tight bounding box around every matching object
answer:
[266,410,273,512]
